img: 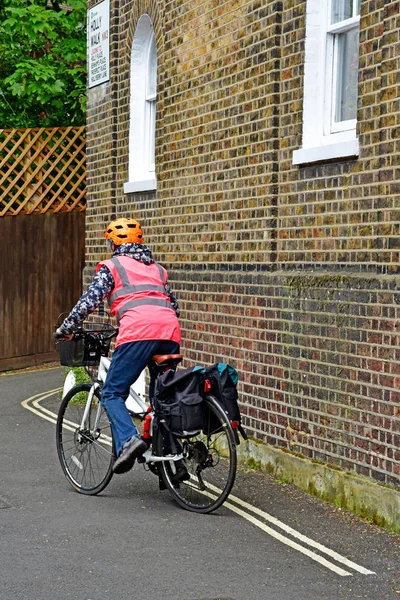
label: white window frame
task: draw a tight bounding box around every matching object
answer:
[145,35,157,174]
[293,0,361,166]
[124,15,157,193]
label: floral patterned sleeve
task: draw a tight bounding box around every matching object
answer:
[59,266,114,334]
[165,283,180,317]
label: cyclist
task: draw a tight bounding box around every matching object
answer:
[55,217,183,477]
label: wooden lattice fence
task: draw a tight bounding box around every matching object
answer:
[0,127,86,370]
[0,126,86,216]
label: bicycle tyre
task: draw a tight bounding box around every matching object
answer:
[155,394,237,513]
[56,383,115,495]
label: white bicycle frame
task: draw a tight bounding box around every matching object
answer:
[67,355,183,464]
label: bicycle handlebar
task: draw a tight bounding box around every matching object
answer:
[54,308,117,341]
[54,323,119,341]
[75,329,118,346]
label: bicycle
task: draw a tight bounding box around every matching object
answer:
[54,320,237,513]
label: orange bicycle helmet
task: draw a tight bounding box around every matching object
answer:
[104,218,143,245]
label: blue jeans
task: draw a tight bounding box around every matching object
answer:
[101,339,180,456]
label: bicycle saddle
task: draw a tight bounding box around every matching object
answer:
[151,354,183,366]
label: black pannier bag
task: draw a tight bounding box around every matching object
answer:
[154,366,206,437]
[203,363,248,443]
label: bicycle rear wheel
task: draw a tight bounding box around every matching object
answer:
[56,383,115,495]
[156,394,237,513]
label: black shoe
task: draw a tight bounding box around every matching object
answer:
[171,465,190,483]
[158,476,181,491]
[113,436,148,474]
[158,465,189,490]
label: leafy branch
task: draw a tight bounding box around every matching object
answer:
[0,0,86,128]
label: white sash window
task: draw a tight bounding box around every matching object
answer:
[124,15,157,193]
[293,0,361,166]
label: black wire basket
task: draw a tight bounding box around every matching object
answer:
[57,335,104,367]
[55,311,116,367]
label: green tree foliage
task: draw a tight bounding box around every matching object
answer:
[0,0,86,128]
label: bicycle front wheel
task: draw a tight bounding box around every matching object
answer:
[156,394,237,513]
[56,383,115,495]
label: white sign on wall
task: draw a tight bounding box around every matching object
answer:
[88,0,110,88]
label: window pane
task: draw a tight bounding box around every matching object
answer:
[148,100,156,168]
[146,37,157,98]
[334,27,359,122]
[331,0,359,23]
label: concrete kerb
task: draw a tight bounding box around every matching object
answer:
[237,438,400,534]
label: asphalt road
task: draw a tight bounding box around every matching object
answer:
[1,367,399,600]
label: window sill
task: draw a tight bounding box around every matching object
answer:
[292,138,359,166]
[124,177,157,193]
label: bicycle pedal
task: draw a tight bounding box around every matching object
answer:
[137,455,146,464]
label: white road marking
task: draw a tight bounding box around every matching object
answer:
[23,389,376,578]
[224,497,353,576]
[186,482,352,577]
[224,489,376,575]
[23,388,113,446]
[21,388,60,425]
[197,482,375,576]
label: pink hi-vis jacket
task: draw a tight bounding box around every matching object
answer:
[97,256,181,348]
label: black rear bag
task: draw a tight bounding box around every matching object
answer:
[154,367,205,437]
[203,363,248,443]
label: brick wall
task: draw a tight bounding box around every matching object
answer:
[86,0,400,488]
